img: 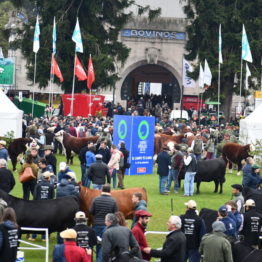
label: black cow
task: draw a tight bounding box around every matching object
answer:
[195,158,227,194]
[199,208,218,233]
[232,241,254,262]
[242,187,262,214]
[0,190,79,233]
[242,249,262,262]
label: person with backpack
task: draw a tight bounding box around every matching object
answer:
[118,142,130,189]
[191,134,204,160]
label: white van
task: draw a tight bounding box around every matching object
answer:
[169,110,189,120]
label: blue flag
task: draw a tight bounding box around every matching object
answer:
[33,16,40,53]
[72,18,83,53]
[52,17,56,54]
[242,25,253,63]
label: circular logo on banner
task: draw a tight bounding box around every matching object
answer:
[118,120,127,139]
[138,120,149,140]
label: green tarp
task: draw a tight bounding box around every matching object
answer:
[205,101,221,105]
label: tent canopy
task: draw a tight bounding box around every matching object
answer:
[0,89,23,138]
[239,103,262,144]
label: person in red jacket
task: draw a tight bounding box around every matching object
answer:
[53,229,91,262]
[131,210,152,261]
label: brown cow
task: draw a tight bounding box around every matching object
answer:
[79,186,147,225]
[222,142,255,175]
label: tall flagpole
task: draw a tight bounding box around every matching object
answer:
[70,54,77,116]
[32,53,37,117]
[51,55,55,112]
[239,58,243,111]
[89,54,92,116]
[218,62,221,123]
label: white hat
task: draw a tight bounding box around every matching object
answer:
[0,140,6,146]
[104,128,109,132]
[184,200,197,209]
[95,154,103,159]
[59,162,67,171]
[42,171,53,178]
[60,229,77,239]
[244,199,255,207]
[75,211,86,220]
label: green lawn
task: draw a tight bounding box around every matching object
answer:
[10,155,242,261]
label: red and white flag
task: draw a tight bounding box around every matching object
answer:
[75,55,87,81]
[87,55,95,89]
[52,55,64,82]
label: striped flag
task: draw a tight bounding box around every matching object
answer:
[33,16,40,53]
[219,24,223,64]
[52,17,56,54]
[72,18,83,53]
[242,25,253,63]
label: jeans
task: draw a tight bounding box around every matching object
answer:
[94,225,106,262]
[166,169,179,192]
[159,175,168,194]
[184,172,196,196]
[111,169,117,189]
[92,184,103,190]
[83,166,91,188]
[194,154,201,160]
[186,249,201,262]
[81,164,87,186]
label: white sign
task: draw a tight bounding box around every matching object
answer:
[18,91,23,102]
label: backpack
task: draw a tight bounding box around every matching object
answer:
[193,139,203,155]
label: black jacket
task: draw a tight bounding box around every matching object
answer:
[74,222,97,248]
[45,153,57,175]
[0,168,15,193]
[96,148,111,164]
[78,147,89,165]
[150,229,186,262]
[88,160,110,185]
[33,180,55,200]
[120,147,129,168]
[156,151,171,177]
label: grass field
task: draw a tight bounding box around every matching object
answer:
[9,155,242,262]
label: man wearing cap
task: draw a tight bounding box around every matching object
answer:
[239,199,262,248]
[0,159,15,193]
[57,162,73,182]
[231,184,244,213]
[199,221,233,262]
[0,140,8,161]
[144,215,186,262]
[131,210,152,261]
[53,229,90,262]
[56,172,79,199]
[180,200,206,262]
[44,145,57,175]
[217,205,237,241]
[73,211,97,253]
[88,154,110,190]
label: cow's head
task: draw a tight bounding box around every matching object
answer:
[167,141,175,152]
[249,144,256,152]
[54,130,64,144]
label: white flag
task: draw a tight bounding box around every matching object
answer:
[33,16,40,53]
[52,17,56,54]
[219,24,223,64]
[199,63,204,89]
[242,25,253,63]
[182,58,197,88]
[204,59,212,86]
[245,63,251,90]
[72,18,83,53]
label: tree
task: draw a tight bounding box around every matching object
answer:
[182,0,262,120]
[10,0,160,93]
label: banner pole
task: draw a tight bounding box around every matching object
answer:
[218,62,221,124]
[239,58,243,112]
[32,52,37,117]
[70,54,77,116]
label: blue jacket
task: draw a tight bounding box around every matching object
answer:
[57,167,73,182]
[228,211,243,232]
[156,151,171,177]
[56,179,79,198]
[242,164,252,185]
[220,216,237,237]
[243,172,262,189]
[0,148,8,161]
[85,151,96,167]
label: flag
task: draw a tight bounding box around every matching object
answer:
[75,55,87,81]
[33,16,40,53]
[51,55,64,82]
[87,55,95,89]
[245,63,251,90]
[52,17,56,54]
[204,59,212,86]
[72,18,83,53]
[182,58,197,88]
[198,63,204,88]
[242,25,253,63]
[219,24,223,64]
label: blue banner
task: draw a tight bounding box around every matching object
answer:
[113,115,155,175]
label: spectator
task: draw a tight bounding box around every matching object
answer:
[205,135,215,160]
[143,215,186,262]
[35,129,46,157]
[90,184,118,262]
[0,141,8,161]
[88,154,110,190]
[199,221,233,262]
[180,200,206,262]
[156,145,171,195]
[37,158,56,184]
[57,162,73,182]
[231,184,244,213]
[85,145,96,188]
[131,192,148,228]
[183,148,197,197]
[0,207,20,262]
[102,213,141,262]
[0,159,15,193]
[27,146,41,165]
[44,145,57,175]
[108,145,121,189]
[131,210,152,261]
[19,155,38,200]
[118,142,129,189]
[242,157,254,183]
[78,142,92,187]
[191,134,204,160]
[243,164,262,189]
[115,211,128,227]
[96,141,111,164]
[56,173,79,199]
[225,201,243,233]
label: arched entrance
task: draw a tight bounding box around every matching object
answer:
[120,64,181,108]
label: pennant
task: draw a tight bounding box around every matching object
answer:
[182,58,197,88]
[33,16,40,53]
[72,18,83,53]
[75,55,87,81]
[204,59,212,87]
[245,63,251,90]
[52,17,56,54]
[87,55,95,89]
[52,55,64,82]
[199,63,204,89]
[242,25,253,63]
[219,24,223,64]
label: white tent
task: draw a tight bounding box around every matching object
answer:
[239,103,262,144]
[0,89,23,138]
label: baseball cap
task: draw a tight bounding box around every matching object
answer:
[42,171,53,178]
[184,200,197,209]
[95,154,103,159]
[244,199,255,207]
[218,205,227,213]
[135,210,152,217]
[59,162,67,171]
[252,164,260,169]
[231,184,243,192]
[75,211,86,220]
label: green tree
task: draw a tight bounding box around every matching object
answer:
[10,0,160,93]
[182,0,262,120]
